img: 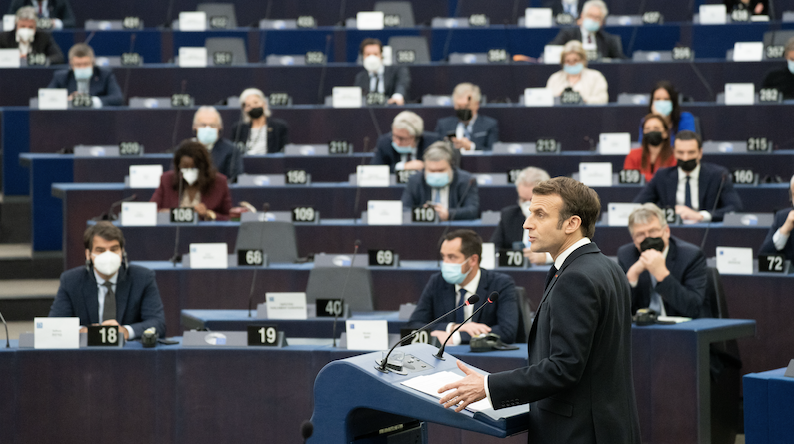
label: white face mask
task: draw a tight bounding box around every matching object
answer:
[363,55,382,74]
[92,251,122,276]
[16,27,35,42]
[180,168,199,185]
[520,201,531,218]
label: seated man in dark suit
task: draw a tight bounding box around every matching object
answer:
[618,204,709,318]
[47,43,123,107]
[434,83,499,152]
[401,142,479,221]
[491,166,552,265]
[371,111,442,172]
[543,0,582,18]
[760,175,794,259]
[8,0,76,29]
[549,0,626,60]
[193,106,243,182]
[49,222,167,338]
[761,37,794,100]
[633,130,742,222]
[408,229,518,344]
[353,38,410,105]
[0,6,63,64]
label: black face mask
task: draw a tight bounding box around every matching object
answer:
[640,237,665,252]
[644,131,664,146]
[455,108,473,122]
[677,158,698,173]
[248,107,265,119]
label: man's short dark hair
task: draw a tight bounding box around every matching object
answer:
[68,43,95,60]
[359,38,383,54]
[676,130,702,149]
[84,222,125,251]
[444,229,483,263]
[533,177,601,239]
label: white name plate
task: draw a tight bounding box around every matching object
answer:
[598,132,632,155]
[265,292,308,320]
[178,47,208,67]
[543,45,563,65]
[579,162,613,187]
[608,203,643,226]
[129,164,163,188]
[38,88,68,110]
[724,83,755,105]
[524,8,553,28]
[345,319,388,350]
[34,317,80,349]
[524,87,554,107]
[179,11,207,31]
[2,14,16,31]
[120,202,157,226]
[699,4,727,24]
[481,242,496,270]
[357,165,391,187]
[332,86,363,108]
[0,48,20,68]
[189,243,229,269]
[356,11,385,30]
[733,42,764,62]
[716,246,753,275]
[367,200,403,225]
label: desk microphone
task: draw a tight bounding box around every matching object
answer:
[171,79,188,149]
[121,32,137,102]
[300,420,313,443]
[333,240,360,347]
[0,310,9,348]
[170,170,185,265]
[247,216,270,317]
[92,194,138,221]
[434,291,499,359]
[377,294,479,373]
[352,136,371,224]
[436,176,477,265]
[316,34,333,104]
[700,172,728,252]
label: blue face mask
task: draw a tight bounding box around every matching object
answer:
[563,63,584,75]
[441,260,471,285]
[653,100,673,117]
[582,18,600,32]
[73,67,93,81]
[425,171,450,188]
[788,59,794,75]
[391,142,413,154]
[197,127,218,147]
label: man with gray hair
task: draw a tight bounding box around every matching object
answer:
[192,106,243,182]
[371,110,442,172]
[434,83,499,151]
[7,0,76,29]
[401,141,479,221]
[760,174,794,260]
[549,0,625,60]
[617,203,709,318]
[761,36,794,100]
[0,6,63,64]
[491,166,553,265]
[47,43,123,107]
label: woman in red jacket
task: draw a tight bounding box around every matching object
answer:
[623,114,676,182]
[151,140,232,220]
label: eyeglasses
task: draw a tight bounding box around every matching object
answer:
[632,227,663,242]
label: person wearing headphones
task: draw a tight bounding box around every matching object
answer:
[192,106,243,182]
[49,222,167,339]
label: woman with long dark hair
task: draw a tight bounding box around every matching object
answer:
[638,80,696,145]
[624,114,676,182]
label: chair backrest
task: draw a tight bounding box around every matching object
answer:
[305,267,375,312]
[514,286,533,344]
[704,266,727,319]
[763,30,794,47]
[387,36,431,64]
[234,221,298,263]
[197,3,238,28]
[374,1,416,27]
[205,37,248,65]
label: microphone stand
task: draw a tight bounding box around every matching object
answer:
[700,173,728,252]
[0,311,9,348]
[434,292,498,360]
[170,170,184,265]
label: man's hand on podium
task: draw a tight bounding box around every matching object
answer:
[438,361,486,412]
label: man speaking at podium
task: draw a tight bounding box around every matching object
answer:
[438,177,641,443]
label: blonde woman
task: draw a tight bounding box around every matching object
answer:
[545,40,608,104]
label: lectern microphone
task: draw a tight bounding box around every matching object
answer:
[434,291,499,360]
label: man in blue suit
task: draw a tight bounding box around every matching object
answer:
[633,130,742,222]
[760,174,794,259]
[49,222,166,339]
[617,203,709,318]
[407,229,518,344]
[401,141,479,221]
[434,83,499,151]
[193,106,243,182]
[47,43,123,107]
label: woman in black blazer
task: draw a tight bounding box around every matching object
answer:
[229,88,289,154]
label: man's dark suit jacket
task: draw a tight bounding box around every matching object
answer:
[209,138,243,182]
[150,171,233,220]
[549,27,626,59]
[617,236,709,318]
[488,242,641,444]
[49,264,167,337]
[229,118,289,153]
[401,168,480,220]
[8,0,76,28]
[632,162,743,222]
[491,205,525,250]
[0,30,64,64]
[370,131,442,172]
[433,114,499,151]
[47,67,123,106]
[760,207,794,259]
[353,65,411,98]
[407,269,518,343]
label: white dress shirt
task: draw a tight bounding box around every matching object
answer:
[394,146,419,171]
[456,115,477,150]
[93,269,135,339]
[773,226,791,250]
[675,164,712,222]
[546,67,609,104]
[445,269,482,346]
[368,65,403,103]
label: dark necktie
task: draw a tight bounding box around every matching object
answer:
[455,288,467,324]
[102,281,116,322]
[545,265,558,290]
[684,175,692,208]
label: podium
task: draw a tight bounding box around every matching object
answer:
[310,343,529,443]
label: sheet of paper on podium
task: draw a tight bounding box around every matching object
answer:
[401,371,493,412]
